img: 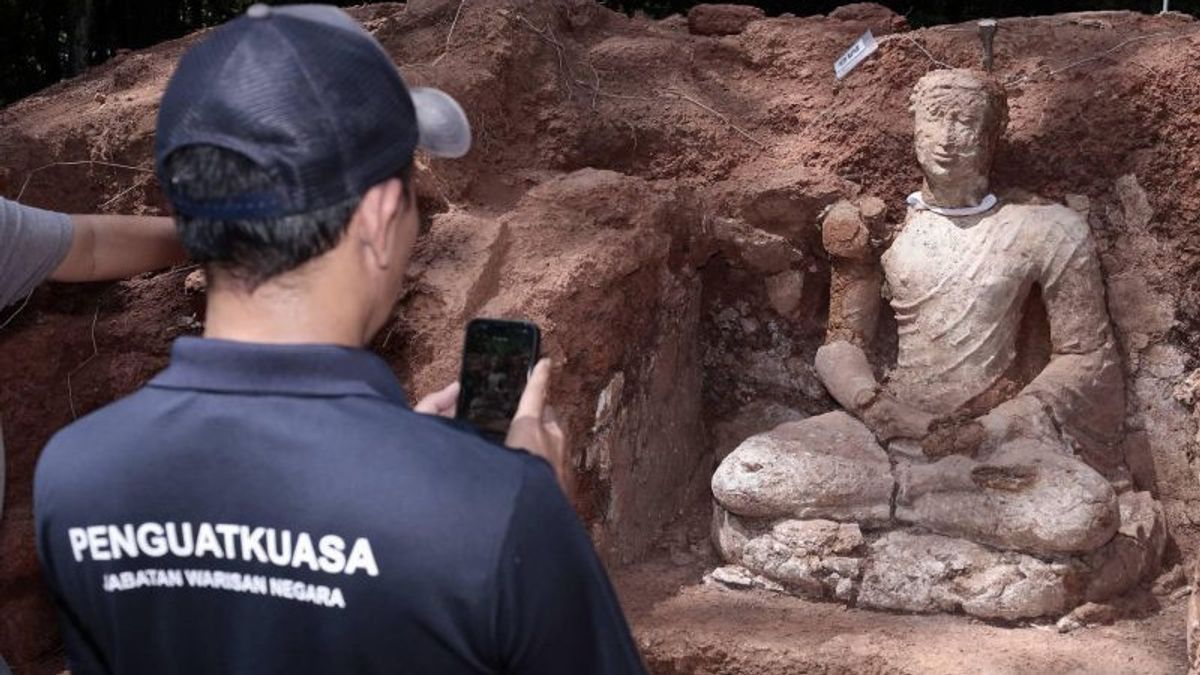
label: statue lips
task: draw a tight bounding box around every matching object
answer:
[931,145,978,167]
[923,145,983,182]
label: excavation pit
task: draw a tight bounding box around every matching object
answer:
[2,1,1199,672]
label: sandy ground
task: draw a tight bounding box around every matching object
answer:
[617,554,1189,675]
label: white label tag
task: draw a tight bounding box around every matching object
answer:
[834,30,878,80]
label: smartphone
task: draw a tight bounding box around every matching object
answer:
[455,319,541,443]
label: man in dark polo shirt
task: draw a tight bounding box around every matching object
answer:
[34,5,645,674]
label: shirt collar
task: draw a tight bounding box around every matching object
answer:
[149,337,409,407]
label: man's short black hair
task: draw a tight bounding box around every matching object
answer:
[162,145,411,286]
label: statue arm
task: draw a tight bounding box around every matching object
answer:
[820,200,881,350]
[815,200,881,411]
[981,212,1125,459]
[814,201,934,440]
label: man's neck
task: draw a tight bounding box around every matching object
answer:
[202,274,370,348]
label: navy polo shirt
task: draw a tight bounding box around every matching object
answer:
[34,337,646,675]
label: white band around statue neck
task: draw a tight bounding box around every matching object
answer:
[906,191,998,217]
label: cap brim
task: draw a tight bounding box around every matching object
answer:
[411,87,471,159]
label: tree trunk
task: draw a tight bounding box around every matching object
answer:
[67,0,93,75]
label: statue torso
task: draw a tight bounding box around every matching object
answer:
[881,202,1085,413]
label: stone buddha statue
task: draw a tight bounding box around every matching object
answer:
[710,69,1164,620]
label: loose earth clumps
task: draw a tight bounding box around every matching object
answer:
[2,1,1200,673]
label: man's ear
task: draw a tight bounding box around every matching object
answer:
[355,177,407,270]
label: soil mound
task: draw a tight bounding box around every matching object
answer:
[2,1,1200,671]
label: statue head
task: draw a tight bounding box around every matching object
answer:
[911,69,1008,208]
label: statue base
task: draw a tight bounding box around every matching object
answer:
[711,490,1166,621]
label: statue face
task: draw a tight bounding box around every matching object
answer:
[913,93,994,185]
[910,70,1007,207]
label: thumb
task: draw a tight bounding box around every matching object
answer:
[414,381,460,416]
[513,359,552,421]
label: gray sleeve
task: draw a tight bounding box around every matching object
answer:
[0,197,75,309]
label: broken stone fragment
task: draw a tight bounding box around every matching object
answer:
[1084,491,1166,602]
[706,564,756,589]
[1065,193,1091,217]
[732,166,849,240]
[592,371,625,432]
[1107,273,1176,340]
[1143,343,1188,380]
[705,564,784,593]
[183,268,207,294]
[764,269,804,316]
[709,217,803,274]
[858,531,1077,621]
[686,4,765,36]
[1056,601,1118,633]
[1152,564,1187,596]
[828,3,909,35]
[1175,370,1200,408]
[1113,174,1154,230]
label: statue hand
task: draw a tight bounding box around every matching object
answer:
[976,396,1059,448]
[921,413,987,459]
[859,393,936,443]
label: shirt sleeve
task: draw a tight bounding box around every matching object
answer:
[492,459,647,675]
[0,197,74,309]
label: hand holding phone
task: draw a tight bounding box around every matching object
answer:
[456,319,541,442]
[507,359,568,494]
[452,319,568,494]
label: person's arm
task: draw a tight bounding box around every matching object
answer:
[52,214,186,282]
[0,198,73,308]
[492,458,647,674]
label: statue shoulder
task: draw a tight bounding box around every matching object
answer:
[1003,202,1093,244]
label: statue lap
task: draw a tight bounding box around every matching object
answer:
[714,413,1119,556]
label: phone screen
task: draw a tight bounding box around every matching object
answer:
[456,319,541,442]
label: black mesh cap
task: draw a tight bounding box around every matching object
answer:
[155,3,471,219]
